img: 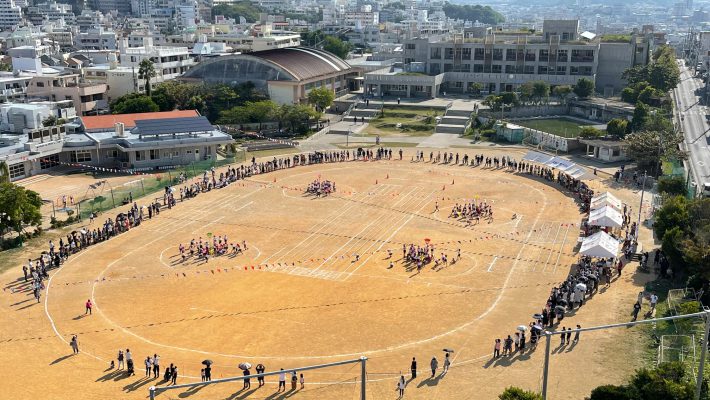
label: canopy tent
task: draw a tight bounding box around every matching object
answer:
[522,151,587,178]
[590,191,623,212]
[580,231,619,258]
[588,205,623,228]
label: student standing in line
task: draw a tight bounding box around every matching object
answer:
[430,357,438,377]
[493,339,501,358]
[171,365,178,385]
[278,369,286,392]
[573,325,581,343]
[410,357,417,378]
[299,373,304,389]
[152,354,160,378]
[256,363,265,387]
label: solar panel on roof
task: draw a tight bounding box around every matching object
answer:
[134,116,214,136]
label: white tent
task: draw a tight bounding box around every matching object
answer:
[588,205,623,228]
[522,151,587,178]
[580,231,619,258]
[590,191,623,212]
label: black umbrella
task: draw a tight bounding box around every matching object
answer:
[202,360,213,366]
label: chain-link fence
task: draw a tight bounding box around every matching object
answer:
[76,156,237,220]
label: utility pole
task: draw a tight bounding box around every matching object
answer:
[635,171,647,241]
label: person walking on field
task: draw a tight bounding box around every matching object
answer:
[397,375,406,398]
[430,357,438,377]
[442,352,451,374]
[117,350,124,369]
[256,363,265,387]
[85,299,92,315]
[410,357,417,379]
[70,335,79,354]
[145,356,152,377]
[171,365,178,385]
[494,339,501,358]
[573,325,581,343]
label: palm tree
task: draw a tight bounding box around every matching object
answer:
[137,59,157,97]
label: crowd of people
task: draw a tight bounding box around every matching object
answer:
[178,235,248,263]
[305,179,336,197]
[16,146,657,397]
[448,200,493,224]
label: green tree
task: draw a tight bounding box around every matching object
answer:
[0,161,9,184]
[185,95,207,115]
[111,93,159,114]
[322,36,353,59]
[606,118,628,138]
[247,100,279,130]
[42,115,58,127]
[654,195,690,241]
[469,82,483,96]
[483,95,503,111]
[0,182,43,235]
[441,3,505,24]
[620,87,638,103]
[647,57,680,92]
[573,78,595,98]
[628,102,650,133]
[552,85,572,103]
[531,81,550,104]
[137,59,157,97]
[499,386,543,400]
[500,91,519,106]
[590,385,636,400]
[624,129,685,175]
[519,82,534,104]
[307,87,335,112]
[579,126,603,138]
[658,176,687,196]
[212,2,263,22]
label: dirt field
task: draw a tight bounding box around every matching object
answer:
[0,152,649,400]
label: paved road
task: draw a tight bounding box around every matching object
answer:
[675,62,710,192]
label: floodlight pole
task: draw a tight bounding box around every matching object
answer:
[696,310,710,400]
[542,332,551,400]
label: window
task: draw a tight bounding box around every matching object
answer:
[525,50,536,62]
[9,163,24,179]
[430,48,441,59]
[556,66,567,75]
[150,149,160,160]
[539,50,549,62]
[571,49,594,62]
[538,66,549,74]
[492,64,502,73]
[474,48,485,60]
[505,49,516,61]
[557,50,568,62]
[135,150,145,161]
[473,64,483,73]
[505,64,515,73]
[524,65,535,74]
[40,154,58,169]
[444,48,454,59]
[105,149,118,158]
[444,63,453,72]
[492,49,503,61]
[70,150,92,162]
[462,48,471,60]
[453,81,463,88]
[36,82,44,87]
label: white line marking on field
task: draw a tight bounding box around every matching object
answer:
[487,256,498,272]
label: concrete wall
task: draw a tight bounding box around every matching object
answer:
[596,42,633,95]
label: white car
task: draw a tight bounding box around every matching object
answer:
[703,182,710,197]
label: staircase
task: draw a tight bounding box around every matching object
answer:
[434,107,473,134]
[343,102,382,122]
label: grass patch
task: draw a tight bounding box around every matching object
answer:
[514,118,589,138]
[363,106,442,137]
[246,147,299,159]
[333,142,419,149]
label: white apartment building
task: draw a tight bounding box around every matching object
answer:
[0,74,31,103]
[0,0,22,30]
[119,37,195,81]
[74,27,118,50]
[8,45,56,72]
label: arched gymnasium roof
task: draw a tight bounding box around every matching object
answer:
[181,47,352,84]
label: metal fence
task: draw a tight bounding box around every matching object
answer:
[76,156,237,220]
[148,357,367,400]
